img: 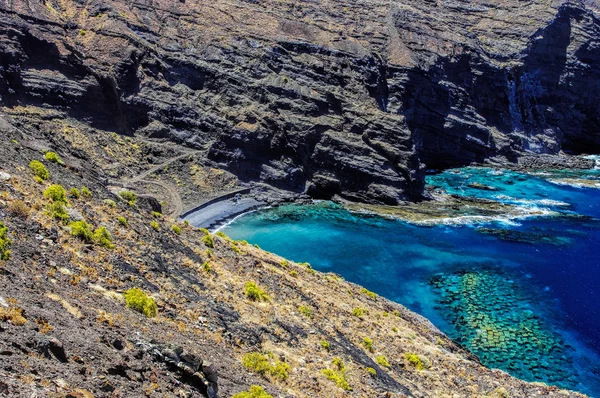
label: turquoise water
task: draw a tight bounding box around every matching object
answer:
[221,167,600,396]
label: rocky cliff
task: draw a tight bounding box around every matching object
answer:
[0,0,599,204]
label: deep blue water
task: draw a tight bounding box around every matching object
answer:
[221,167,600,396]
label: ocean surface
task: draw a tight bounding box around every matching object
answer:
[221,166,600,396]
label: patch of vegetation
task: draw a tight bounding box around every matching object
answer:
[29,160,49,181]
[360,287,377,299]
[366,367,377,377]
[69,220,93,243]
[202,261,212,273]
[69,188,81,199]
[45,151,64,165]
[152,211,163,218]
[7,200,29,219]
[43,184,67,203]
[405,353,430,371]
[352,307,366,317]
[241,352,289,381]
[202,234,214,248]
[322,357,351,391]
[171,224,182,235]
[47,202,70,223]
[103,199,117,208]
[289,270,298,277]
[392,326,399,333]
[93,227,114,249]
[117,216,128,227]
[81,186,92,198]
[124,288,158,318]
[199,228,210,235]
[119,190,137,206]
[376,355,391,368]
[362,337,374,352]
[320,340,331,351]
[279,260,289,268]
[298,305,313,318]
[232,386,273,398]
[0,221,12,261]
[244,282,269,302]
[216,231,231,241]
[150,221,159,231]
[0,306,26,326]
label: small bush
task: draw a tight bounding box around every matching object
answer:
[117,216,128,227]
[362,337,374,352]
[202,234,214,248]
[320,340,330,351]
[322,358,351,391]
[7,200,29,219]
[150,221,159,231]
[232,244,242,254]
[202,261,212,273]
[232,386,273,398]
[366,367,377,377]
[45,152,63,165]
[47,202,70,223]
[43,185,67,203]
[241,352,289,381]
[69,220,93,243]
[279,260,289,268]
[69,188,81,199]
[171,224,182,235]
[103,199,117,208]
[244,282,269,302]
[352,307,366,317]
[360,287,377,299]
[199,228,210,235]
[289,270,298,277]
[299,305,313,318]
[124,288,157,318]
[405,353,429,371]
[29,160,49,180]
[93,227,114,249]
[0,222,12,261]
[151,211,162,218]
[216,231,230,241]
[81,186,92,198]
[119,190,137,206]
[0,306,26,326]
[376,355,390,368]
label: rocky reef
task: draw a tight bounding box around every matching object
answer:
[1,0,599,204]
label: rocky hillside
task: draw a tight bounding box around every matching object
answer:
[0,112,586,398]
[0,0,599,204]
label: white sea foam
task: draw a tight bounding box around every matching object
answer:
[493,195,570,207]
[409,206,557,227]
[548,179,600,189]
[211,207,270,233]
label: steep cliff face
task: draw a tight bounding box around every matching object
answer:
[0,0,598,203]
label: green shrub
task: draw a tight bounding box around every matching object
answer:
[69,188,81,199]
[103,199,117,208]
[244,282,269,302]
[202,261,212,273]
[199,228,210,235]
[241,352,289,381]
[43,185,67,203]
[232,386,273,398]
[360,287,377,299]
[119,190,137,206]
[202,234,214,248]
[152,211,163,218]
[0,222,12,261]
[171,224,182,235]
[299,305,313,318]
[47,202,70,223]
[216,231,230,241]
[405,353,430,371]
[29,160,49,180]
[289,270,298,277]
[352,307,366,317]
[366,367,377,377]
[322,358,351,391]
[320,340,330,351]
[117,216,128,227]
[392,326,399,333]
[45,152,63,165]
[362,337,374,352]
[150,221,159,231]
[81,186,92,198]
[232,244,242,254]
[376,355,390,368]
[124,288,157,318]
[279,260,289,268]
[93,227,114,249]
[69,220,93,243]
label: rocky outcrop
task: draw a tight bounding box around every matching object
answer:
[0,0,599,203]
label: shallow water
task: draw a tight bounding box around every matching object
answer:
[221,167,600,396]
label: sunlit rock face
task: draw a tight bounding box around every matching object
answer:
[0,0,599,203]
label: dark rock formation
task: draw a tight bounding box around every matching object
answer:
[0,0,599,203]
